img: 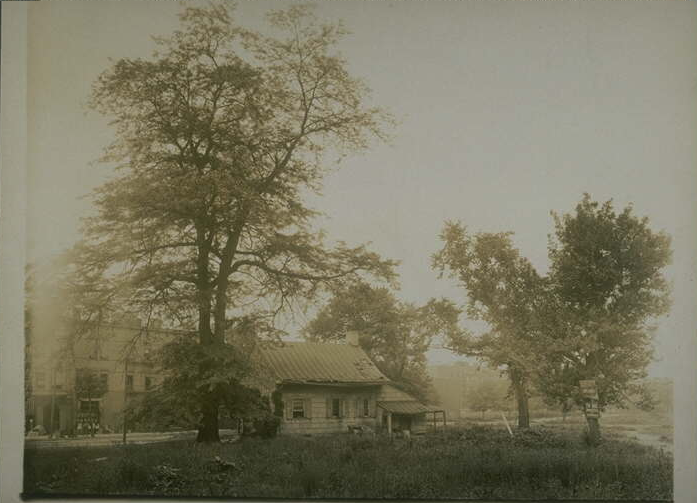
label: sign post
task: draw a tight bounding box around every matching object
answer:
[579,379,601,444]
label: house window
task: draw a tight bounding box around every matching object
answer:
[100,373,108,391]
[292,399,305,418]
[126,374,134,392]
[331,398,341,418]
[363,399,370,417]
[145,376,152,390]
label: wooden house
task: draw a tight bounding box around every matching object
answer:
[259,333,445,436]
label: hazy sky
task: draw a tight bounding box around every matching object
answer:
[26,0,697,378]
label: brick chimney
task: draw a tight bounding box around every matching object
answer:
[345,330,360,346]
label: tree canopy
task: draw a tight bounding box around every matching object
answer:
[78,3,396,441]
[434,194,672,437]
[304,282,462,401]
[433,225,545,427]
[536,195,672,415]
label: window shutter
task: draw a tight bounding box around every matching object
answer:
[355,399,360,418]
[304,398,312,419]
[326,398,332,418]
[341,399,347,418]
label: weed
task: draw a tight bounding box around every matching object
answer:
[24,426,672,500]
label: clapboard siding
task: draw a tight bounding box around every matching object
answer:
[278,384,381,434]
[274,382,432,435]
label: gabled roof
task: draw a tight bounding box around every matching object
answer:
[259,341,388,384]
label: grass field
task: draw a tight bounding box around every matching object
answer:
[24,425,672,500]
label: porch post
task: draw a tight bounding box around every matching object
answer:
[386,412,392,436]
[49,366,56,438]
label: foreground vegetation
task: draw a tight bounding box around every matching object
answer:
[24,425,672,500]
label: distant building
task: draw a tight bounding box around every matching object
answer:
[258,332,445,435]
[26,316,444,437]
[25,315,177,436]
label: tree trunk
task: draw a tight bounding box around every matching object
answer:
[510,368,530,429]
[197,396,220,443]
[585,414,601,446]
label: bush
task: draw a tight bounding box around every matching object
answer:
[250,415,280,438]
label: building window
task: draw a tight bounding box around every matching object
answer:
[331,398,341,418]
[363,399,370,417]
[35,372,46,389]
[292,399,305,418]
[145,376,152,390]
[100,373,108,391]
[89,338,101,360]
[126,374,134,392]
[79,400,99,413]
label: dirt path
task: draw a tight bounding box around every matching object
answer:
[25,429,239,449]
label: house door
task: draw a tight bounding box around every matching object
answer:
[395,415,412,432]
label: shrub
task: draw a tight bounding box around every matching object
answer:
[250,415,280,438]
[115,457,150,488]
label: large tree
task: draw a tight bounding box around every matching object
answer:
[79,4,395,442]
[433,226,545,428]
[537,195,672,443]
[304,282,462,402]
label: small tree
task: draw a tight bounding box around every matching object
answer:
[466,378,506,420]
[537,195,672,443]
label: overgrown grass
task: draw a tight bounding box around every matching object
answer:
[24,425,672,500]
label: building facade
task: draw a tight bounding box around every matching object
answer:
[259,336,444,435]
[26,314,444,437]
[26,316,176,435]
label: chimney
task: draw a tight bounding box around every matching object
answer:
[345,330,360,346]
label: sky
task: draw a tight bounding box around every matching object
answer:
[25,0,697,378]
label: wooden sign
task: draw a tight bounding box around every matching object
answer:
[584,408,600,419]
[579,379,599,400]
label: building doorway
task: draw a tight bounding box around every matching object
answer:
[41,403,60,435]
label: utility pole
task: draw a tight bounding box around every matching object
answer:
[122,356,129,445]
[49,365,57,438]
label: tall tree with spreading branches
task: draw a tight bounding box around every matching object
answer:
[433,226,545,428]
[80,4,395,442]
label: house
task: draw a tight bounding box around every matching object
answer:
[258,332,446,435]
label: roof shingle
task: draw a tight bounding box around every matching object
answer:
[259,341,388,384]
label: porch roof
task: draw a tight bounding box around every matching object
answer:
[377,400,443,415]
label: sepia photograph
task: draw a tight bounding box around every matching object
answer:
[2,0,697,501]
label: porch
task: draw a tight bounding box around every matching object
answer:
[377,400,446,436]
